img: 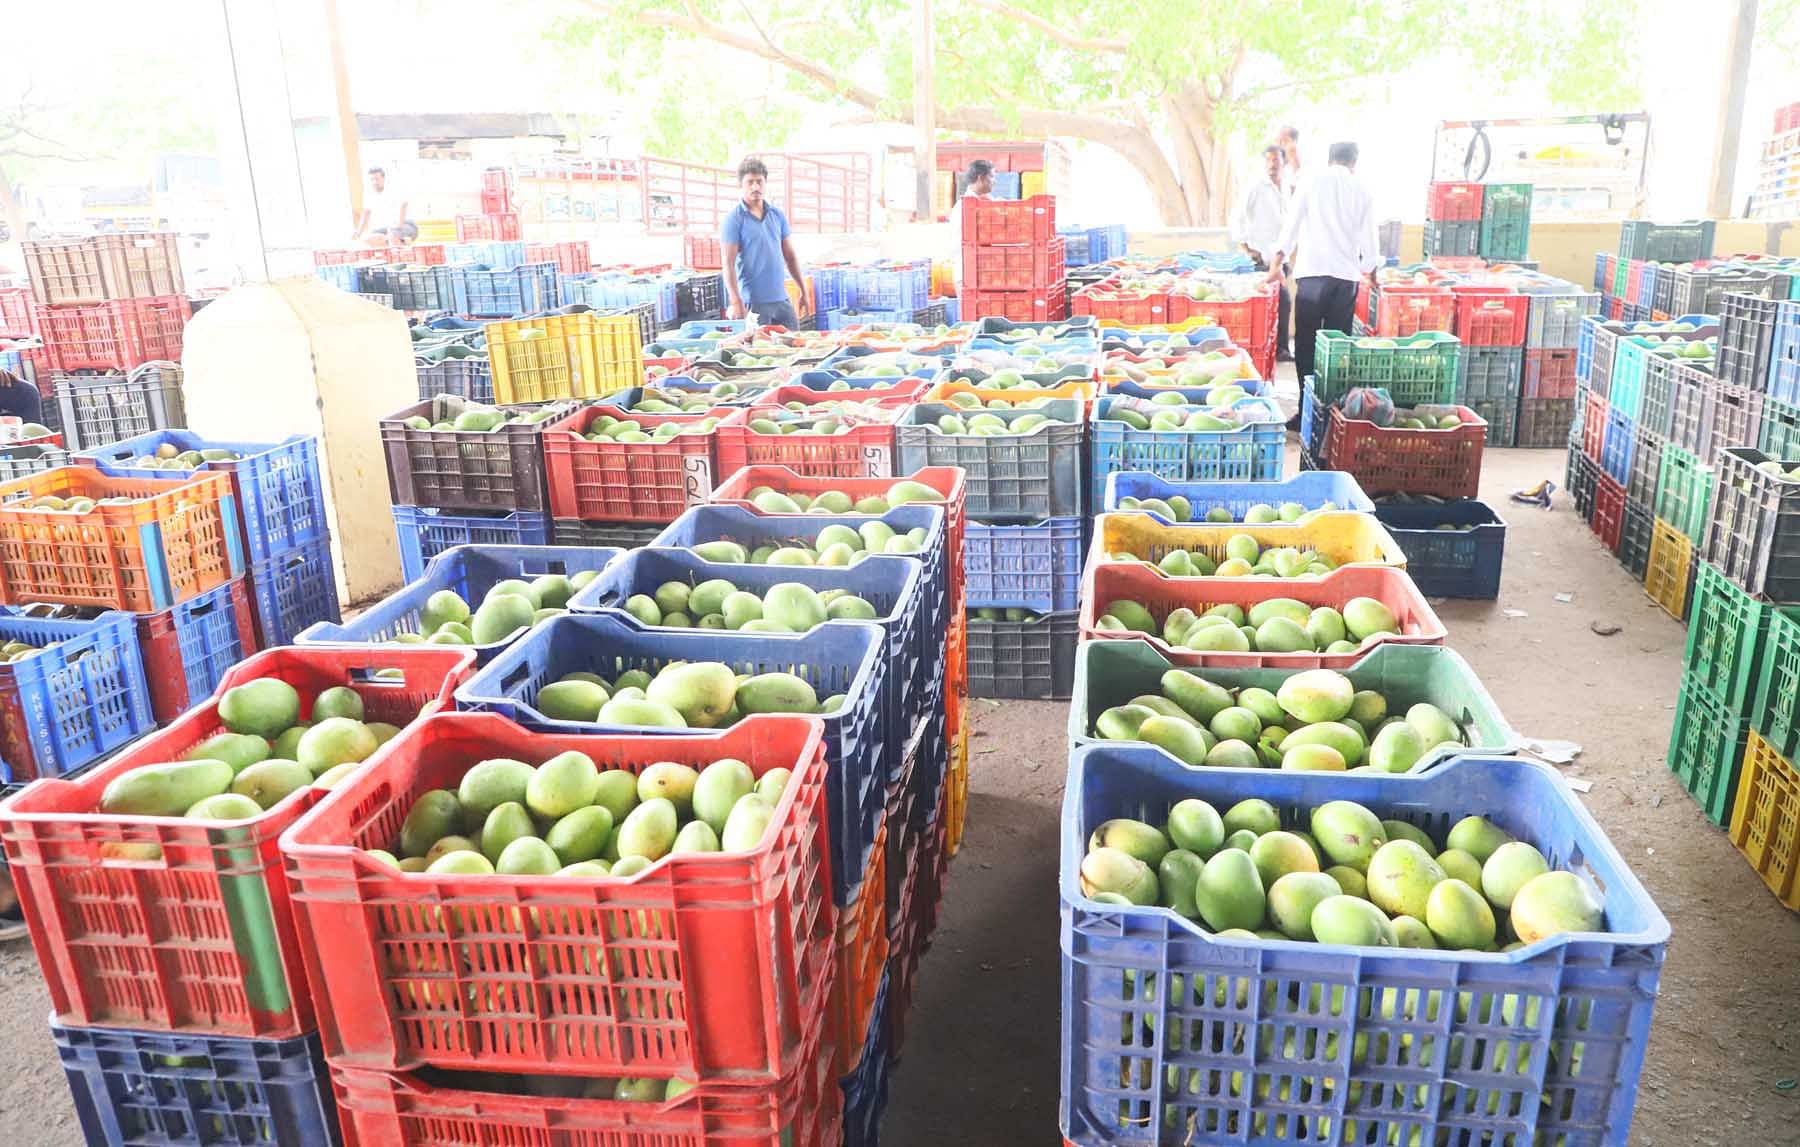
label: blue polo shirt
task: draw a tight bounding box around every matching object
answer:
[721,200,791,306]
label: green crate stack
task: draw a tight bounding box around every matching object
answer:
[1311,330,1462,407]
[1478,183,1532,262]
[1667,561,1800,824]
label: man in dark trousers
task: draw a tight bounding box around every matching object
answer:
[1265,141,1379,390]
[720,157,812,328]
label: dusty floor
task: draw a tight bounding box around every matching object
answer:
[0,448,1797,1145]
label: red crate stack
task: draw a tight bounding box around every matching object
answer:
[22,234,190,373]
[958,194,1065,321]
[686,234,724,270]
[479,167,516,214]
[454,212,522,243]
[0,284,32,339]
[1426,181,1484,222]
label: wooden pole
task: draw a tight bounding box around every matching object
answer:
[323,0,363,227]
[1707,0,1758,218]
[913,0,936,221]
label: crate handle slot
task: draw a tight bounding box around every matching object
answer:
[499,661,533,694]
[347,666,411,689]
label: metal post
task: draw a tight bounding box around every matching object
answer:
[1708,0,1759,218]
[913,0,936,221]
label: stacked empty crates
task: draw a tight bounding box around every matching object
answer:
[454,166,522,242]
[958,194,1067,323]
[1424,181,1533,262]
[1517,277,1601,447]
[22,233,191,446]
[1451,284,1529,446]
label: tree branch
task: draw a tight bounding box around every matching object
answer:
[962,0,1128,52]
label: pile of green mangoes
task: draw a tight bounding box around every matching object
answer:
[744,397,905,436]
[1102,393,1261,433]
[400,398,566,433]
[1364,405,1468,431]
[979,324,1089,344]
[621,578,877,632]
[400,573,595,646]
[532,661,842,728]
[1646,333,1716,364]
[7,422,53,440]
[971,606,1040,622]
[929,411,1069,436]
[941,391,1060,411]
[682,521,929,563]
[1100,349,1249,386]
[1115,495,1342,525]
[1100,533,1343,578]
[611,382,745,413]
[0,636,55,662]
[1079,796,1606,949]
[950,367,1065,391]
[1098,595,1403,655]
[840,352,936,377]
[1091,666,1465,773]
[380,745,795,877]
[740,478,944,516]
[580,413,719,443]
[1752,457,1800,482]
[96,677,410,830]
[121,443,243,470]
[16,493,136,513]
[699,347,801,372]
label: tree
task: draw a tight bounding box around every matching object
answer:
[548,0,1643,226]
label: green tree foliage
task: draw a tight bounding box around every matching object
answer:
[551,0,1644,225]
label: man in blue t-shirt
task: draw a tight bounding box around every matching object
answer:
[720,157,811,328]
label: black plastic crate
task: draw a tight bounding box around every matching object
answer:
[1619,220,1716,263]
[674,273,724,321]
[1572,452,1599,521]
[1670,269,1778,318]
[550,516,668,549]
[1628,425,1666,506]
[1702,447,1800,602]
[415,354,493,403]
[1421,220,1480,258]
[967,609,1078,700]
[1517,397,1574,449]
[1469,397,1517,447]
[1719,292,1780,391]
[912,303,949,327]
[362,265,456,312]
[1456,345,1523,405]
[52,364,186,452]
[380,395,570,512]
[1372,497,1507,598]
[606,301,657,347]
[1619,502,1654,579]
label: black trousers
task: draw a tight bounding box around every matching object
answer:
[1294,275,1358,385]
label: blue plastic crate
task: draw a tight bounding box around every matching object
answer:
[1299,377,1330,462]
[392,505,552,583]
[1090,395,1285,503]
[457,611,888,909]
[819,346,947,380]
[989,171,1022,199]
[964,516,1084,612]
[840,969,892,1147]
[1104,378,1271,405]
[445,240,526,269]
[938,296,960,324]
[581,546,926,776]
[823,308,917,331]
[246,537,341,648]
[298,543,622,664]
[0,608,153,783]
[1769,300,1800,405]
[1575,315,1602,383]
[52,1021,342,1147]
[557,271,594,308]
[74,430,328,566]
[976,315,1099,338]
[578,274,680,324]
[811,268,851,313]
[789,369,921,393]
[1059,229,1092,266]
[847,264,932,313]
[1103,470,1375,523]
[141,578,257,722]
[314,263,364,292]
[448,262,558,317]
[1373,498,1508,599]
[620,503,950,657]
[1594,252,1610,292]
[677,318,752,340]
[1058,746,1668,1147]
[1100,324,1230,350]
[895,400,1087,521]
[1601,405,1636,485]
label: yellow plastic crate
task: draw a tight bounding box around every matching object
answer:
[1729,730,1800,910]
[1089,511,1409,573]
[414,218,457,242]
[932,173,954,221]
[924,378,1097,408]
[487,312,643,404]
[1021,170,1046,199]
[945,610,969,858]
[1644,516,1695,622]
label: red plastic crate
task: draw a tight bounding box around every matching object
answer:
[0,645,475,1039]
[961,283,1067,323]
[685,234,723,270]
[1165,286,1279,359]
[959,194,1056,246]
[831,821,889,1077]
[33,296,189,372]
[525,240,592,277]
[330,1014,839,1147]
[1582,389,1608,464]
[715,409,898,481]
[1371,285,1455,337]
[480,168,515,213]
[960,238,1065,291]
[1523,347,1578,399]
[0,467,241,612]
[1608,296,1626,320]
[1426,181,1484,222]
[1593,471,1626,550]
[283,711,833,1082]
[388,243,446,266]
[543,404,724,522]
[314,247,378,267]
[1452,287,1529,347]
[1625,261,1648,305]
[454,212,521,242]
[1078,563,1446,667]
[1069,287,1164,326]
[136,577,259,723]
[1322,404,1487,499]
[0,285,32,338]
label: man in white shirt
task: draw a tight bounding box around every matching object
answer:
[950,160,995,289]
[1266,140,1380,390]
[354,166,409,241]
[1234,144,1290,361]
[1277,126,1303,197]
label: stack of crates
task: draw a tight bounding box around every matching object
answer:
[1478,182,1533,262]
[73,430,333,713]
[1422,182,1483,258]
[1517,279,1600,447]
[453,167,521,243]
[0,645,476,1147]
[958,194,1067,323]
[1451,284,1529,445]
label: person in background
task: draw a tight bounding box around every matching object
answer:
[0,367,41,425]
[354,166,409,241]
[950,159,995,286]
[1234,144,1292,363]
[1278,125,1303,194]
[720,157,811,328]
[1265,140,1379,395]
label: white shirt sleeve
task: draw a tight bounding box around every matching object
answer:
[1273,186,1306,263]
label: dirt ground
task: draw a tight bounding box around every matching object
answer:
[1,449,1798,1145]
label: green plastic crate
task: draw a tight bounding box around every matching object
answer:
[1684,559,1800,716]
[1653,443,1714,543]
[1313,330,1462,406]
[1478,182,1532,262]
[1066,637,1518,773]
[1752,608,1800,760]
[1667,676,1752,826]
[1761,395,1800,460]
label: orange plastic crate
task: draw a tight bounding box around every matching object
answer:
[830,822,889,1077]
[0,466,243,611]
